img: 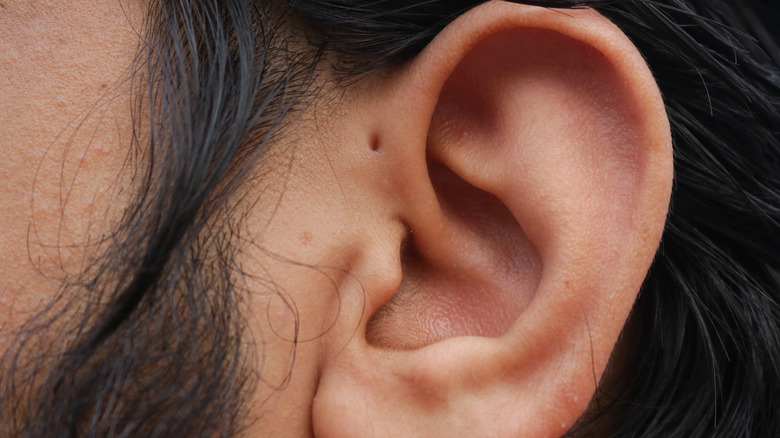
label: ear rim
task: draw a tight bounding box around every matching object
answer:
[312,3,673,437]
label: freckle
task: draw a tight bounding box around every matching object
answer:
[370,134,380,152]
[299,231,312,246]
[100,83,108,90]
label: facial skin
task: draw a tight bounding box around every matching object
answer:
[0,2,364,434]
[0,1,672,437]
[0,1,142,342]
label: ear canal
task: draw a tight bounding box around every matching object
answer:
[365,158,541,350]
[312,4,672,438]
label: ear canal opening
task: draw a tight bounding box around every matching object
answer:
[365,158,541,350]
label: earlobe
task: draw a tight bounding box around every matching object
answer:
[313,3,672,437]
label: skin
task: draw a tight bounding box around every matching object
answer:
[0,0,141,343]
[0,2,347,434]
[1,1,673,436]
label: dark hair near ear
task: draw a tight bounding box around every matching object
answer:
[1,1,778,437]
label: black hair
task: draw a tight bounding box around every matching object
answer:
[1,0,778,436]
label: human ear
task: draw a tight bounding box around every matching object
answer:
[311,2,672,437]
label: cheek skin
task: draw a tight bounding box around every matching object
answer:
[0,4,386,434]
[0,1,143,349]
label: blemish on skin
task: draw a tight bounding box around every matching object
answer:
[370,134,381,152]
[299,231,312,246]
[561,423,568,429]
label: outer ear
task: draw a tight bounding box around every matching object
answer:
[313,3,672,437]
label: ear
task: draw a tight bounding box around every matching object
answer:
[312,3,672,437]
